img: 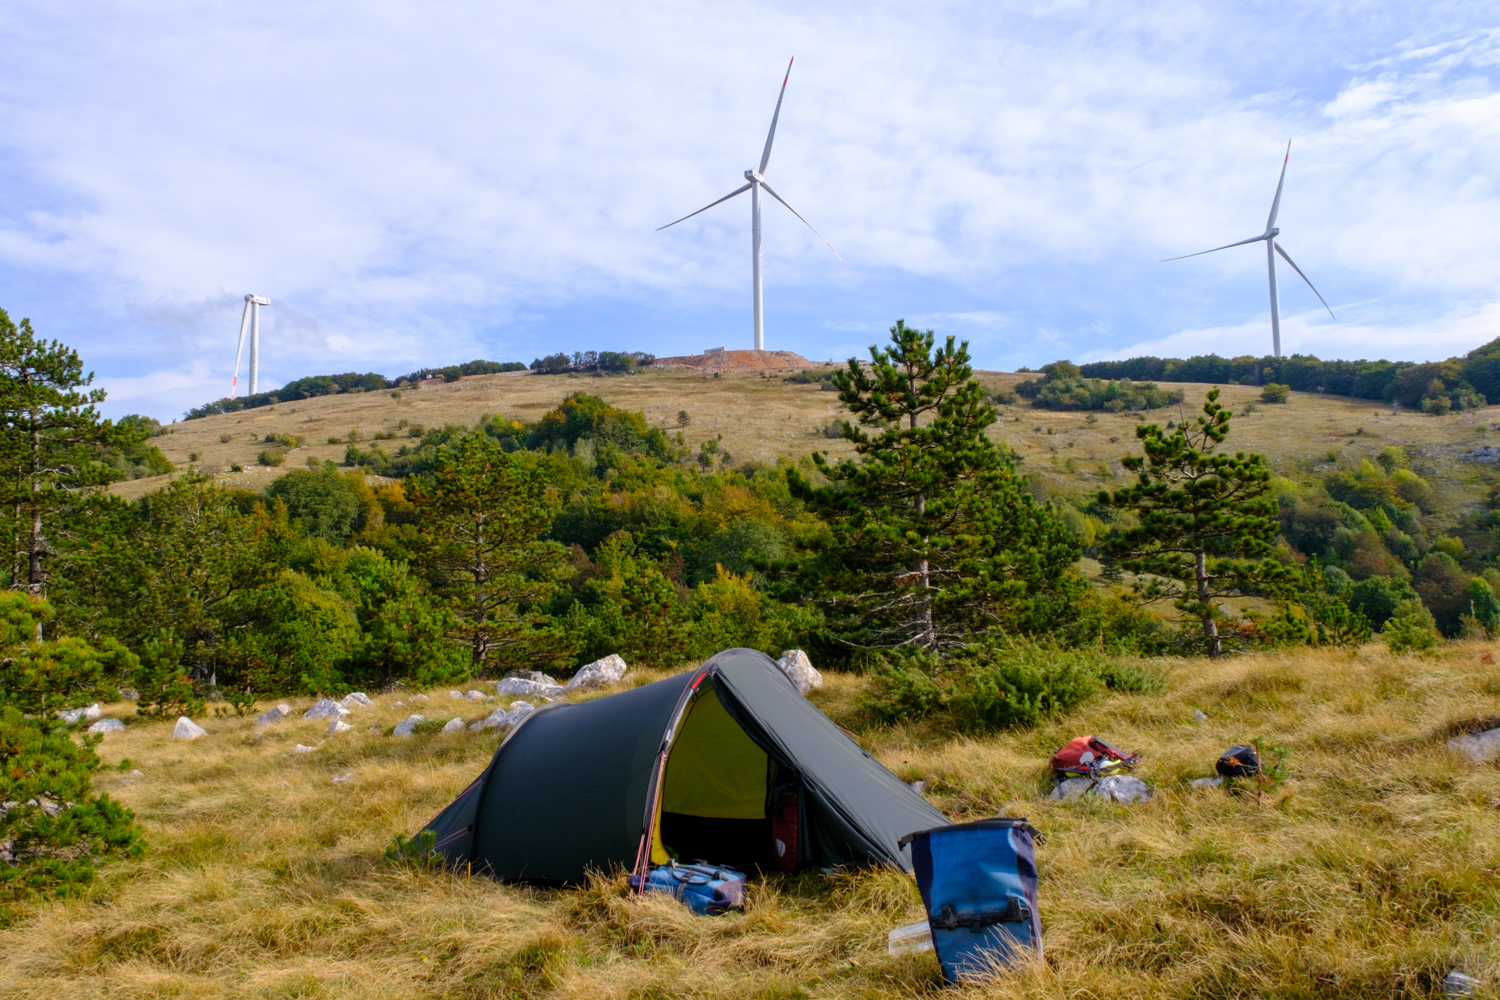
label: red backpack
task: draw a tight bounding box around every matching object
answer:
[1050,736,1141,779]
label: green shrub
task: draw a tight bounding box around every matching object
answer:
[946,644,1104,731]
[132,635,202,718]
[257,449,286,467]
[0,708,144,900]
[0,593,134,716]
[1260,383,1291,403]
[1383,599,1439,654]
[860,641,1114,731]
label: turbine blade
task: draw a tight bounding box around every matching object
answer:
[656,183,753,230]
[758,57,793,176]
[1161,234,1266,262]
[1274,242,1336,319]
[1266,140,1291,231]
[759,179,847,266]
[230,299,251,399]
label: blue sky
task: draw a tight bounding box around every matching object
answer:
[1,2,1497,420]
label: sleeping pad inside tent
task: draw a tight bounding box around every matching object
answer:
[419,647,948,884]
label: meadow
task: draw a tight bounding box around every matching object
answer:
[3,641,1498,999]
[123,366,1500,523]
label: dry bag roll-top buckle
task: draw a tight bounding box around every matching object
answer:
[930,899,1031,933]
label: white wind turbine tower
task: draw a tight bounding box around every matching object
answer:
[1164,142,1335,359]
[230,294,270,398]
[658,57,844,351]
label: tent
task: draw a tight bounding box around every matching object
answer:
[421,647,949,883]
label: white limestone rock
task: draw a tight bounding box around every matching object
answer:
[333,772,353,784]
[470,702,535,731]
[1190,777,1225,790]
[441,717,466,733]
[1049,775,1154,804]
[392,714,425,737]
[118,687,140,701]
[327,719,352,735]
[340,692,373,708]
[256,706,289,726]
[505,669,559,686]
[1092,775,1154,804]
[565,654,629,691]
[1448,727,1500,764]
[303,698,349,721]
[448,690,466,700]
[1445,970,1482,997]
[495,676,565,699]
[1192,709,1208,722]
[412,694,429,702]
[291,744,317,753]
[126,769,145,778]
[84,703,102,721]
[172,717,207,740]
[1048,777,1095,800]
[56,703,101,724]
[776,650,823,697]
[465,690,487,701]
[87,718,126,733]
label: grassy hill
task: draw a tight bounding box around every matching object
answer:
[123,368,1500,529]
[3,643,1498,998]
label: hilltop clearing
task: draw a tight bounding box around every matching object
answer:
[651,348,814,371]
[3,643,1497,998]
[125,366,1500,528]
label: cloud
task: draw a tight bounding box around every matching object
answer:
[0,1,1495,420]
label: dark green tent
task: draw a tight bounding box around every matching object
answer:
[421,648,948,883]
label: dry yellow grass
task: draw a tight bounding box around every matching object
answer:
[118,367,1500,518]
[4,644,1500,998]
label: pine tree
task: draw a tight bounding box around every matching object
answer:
[1099,389,1280,657]
[790,320,1079,654]
[407,433,568,672]
[0,310,138,603]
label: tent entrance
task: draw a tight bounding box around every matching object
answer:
[651,682,784,871]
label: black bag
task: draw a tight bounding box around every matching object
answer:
[1216,744,1261,777]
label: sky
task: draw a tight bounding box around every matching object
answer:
[0,2,1497,421]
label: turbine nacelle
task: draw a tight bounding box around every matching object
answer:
[246,294,270,306]
[230,294,270,399]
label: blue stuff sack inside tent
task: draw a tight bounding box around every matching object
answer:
[901,817,1043,983]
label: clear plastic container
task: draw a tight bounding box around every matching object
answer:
[887,919,934,955]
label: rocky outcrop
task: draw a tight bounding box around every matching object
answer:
[172,717,207,740]
[776,650,823,696]
[566,654,628,691]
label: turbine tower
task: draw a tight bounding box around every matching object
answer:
[1164,142,1334,359]
[658,58,844,351]
[230,294,270,398]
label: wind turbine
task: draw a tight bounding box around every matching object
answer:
[658,57,844,352]
[1164,142,1334,359]
[230,294,270,398]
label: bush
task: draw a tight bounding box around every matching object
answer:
[257,449,286,467]
[1349,575,1418,629]
[860,641,1113,731]
[1260,383,1291,403]
[0,594,134,716]
[0,708,144,900]
[1383,599,1439,654]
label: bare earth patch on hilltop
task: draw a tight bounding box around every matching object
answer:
[652,349,815,372]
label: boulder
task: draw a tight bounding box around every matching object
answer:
[256,706,288,726]
[1093,775,1154,804]
[303,698,349,721]
[87,718,126,734]
[333,772,354,784]
[172,717,207,740]
[775,650,823,696]
[327,719,352,735]
[496,676,565,699]
[465,690,488,701]
[292,744,317,753]
[126,769,144,778]
[56,703,101,724]
[1445,970,1482,997]
[411,694,429,702]
[448,690,466,699]
[1049,775,1154,804]
[392,714,425,737]
[505,669,560,686]
[1448,727,1500,764]
[1192,709,1208,722]
[1190,777,1225,790]
[340,692,373,708]
[118,687,140,701]
[565,654,629,691]
[441,717,466,733]
[1048,777,1095,800]
[470,702,535,731]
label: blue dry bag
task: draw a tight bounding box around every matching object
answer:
[900,817,1043,983]
[628,861,747,916]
